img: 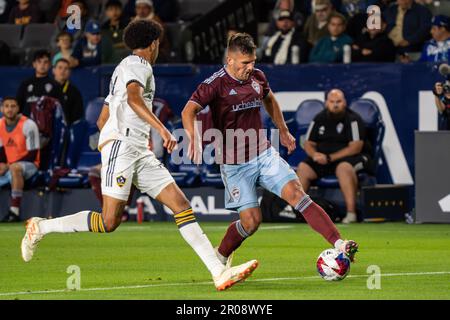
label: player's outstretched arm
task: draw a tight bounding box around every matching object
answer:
[97,105,110,130]
[263,90,296,154]
[127,82,177,153]
[181,101,203,163]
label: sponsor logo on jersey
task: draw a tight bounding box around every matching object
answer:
[231,98,263,112]
[229,89,237,96]
[116,175,126,187]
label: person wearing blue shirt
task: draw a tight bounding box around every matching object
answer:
[419,15,450,63]
[72,20,106,67]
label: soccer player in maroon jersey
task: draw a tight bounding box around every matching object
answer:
[182,33,358,267]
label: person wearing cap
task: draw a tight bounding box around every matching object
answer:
[309,12,352,63]
[303,0,335,46]
[133,0,170,62]
[72,19,113,67]
[419,15,450,63]
[261,10,309,64]
[384,0,432,55]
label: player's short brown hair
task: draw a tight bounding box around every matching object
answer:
[227,33,256,55]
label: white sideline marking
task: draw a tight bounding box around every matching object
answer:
[1,271,449,297]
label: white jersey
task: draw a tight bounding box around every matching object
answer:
[99,55,155,150]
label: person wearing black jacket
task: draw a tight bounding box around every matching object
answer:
[260,10,310,64]
[52,58,83,126]
[16,50,62,116]
[352,21,396,62]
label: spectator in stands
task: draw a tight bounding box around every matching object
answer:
[0,0,15,23]
[309,12,352,63]
[351,17,396,62]
[16,50,62,117]
[72,20,112,67]
[102,0,130,63]
[133,0,170,62]
[342,0,368,40]
[52,31,76,67]
[419,15,450,63]
[8,0,41,25]
[261,10,310,64]
[56,0,90,43]
[52,58,83,125]
[0,97,40,222]
[267,0,305,35]
[297,89,372,224]
[124,0,178,22]
[384,0,432,57]
[303,0,333,46]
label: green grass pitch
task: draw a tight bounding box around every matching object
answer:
[0,222,449,300]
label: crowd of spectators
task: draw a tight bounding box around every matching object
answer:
[0,0,448,66]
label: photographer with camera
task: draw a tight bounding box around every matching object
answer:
[433,77,450,130]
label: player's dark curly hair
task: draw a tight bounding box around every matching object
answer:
[123,19,162,50]
[227,33,256,55]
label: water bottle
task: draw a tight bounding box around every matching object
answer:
[291,45,300,64]
[343,44,351,64]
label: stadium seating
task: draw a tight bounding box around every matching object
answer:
[287,99,325,168]
[166,119,200,187]
[200,143,223,187]
[0,24,22,49]
[21,24,57,49]
[58,97,104,187]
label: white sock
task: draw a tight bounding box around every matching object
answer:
[9,207,19,216]
[334,239,344,250]
[178,222,225,278]
[39,211,91,235]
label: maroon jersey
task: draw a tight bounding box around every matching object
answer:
[190,67,271,164]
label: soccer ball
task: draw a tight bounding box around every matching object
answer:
[316,248,351,281]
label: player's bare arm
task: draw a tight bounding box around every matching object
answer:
[97,105,110,130]
[127,82,177,153]
[262,90,296,154]
[181,101,203,162]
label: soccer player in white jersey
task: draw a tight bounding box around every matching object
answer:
[21,20,258,291]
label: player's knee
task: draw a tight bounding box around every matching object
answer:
[241,214,261,235]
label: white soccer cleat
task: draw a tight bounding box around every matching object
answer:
[215,247,234,268]
[213,259,259,291]
[338,240,359,262]
[21,217,45,262]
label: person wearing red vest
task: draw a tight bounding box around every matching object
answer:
[0,97,40,222]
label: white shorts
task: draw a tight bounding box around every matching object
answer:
[101,140,175,201]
